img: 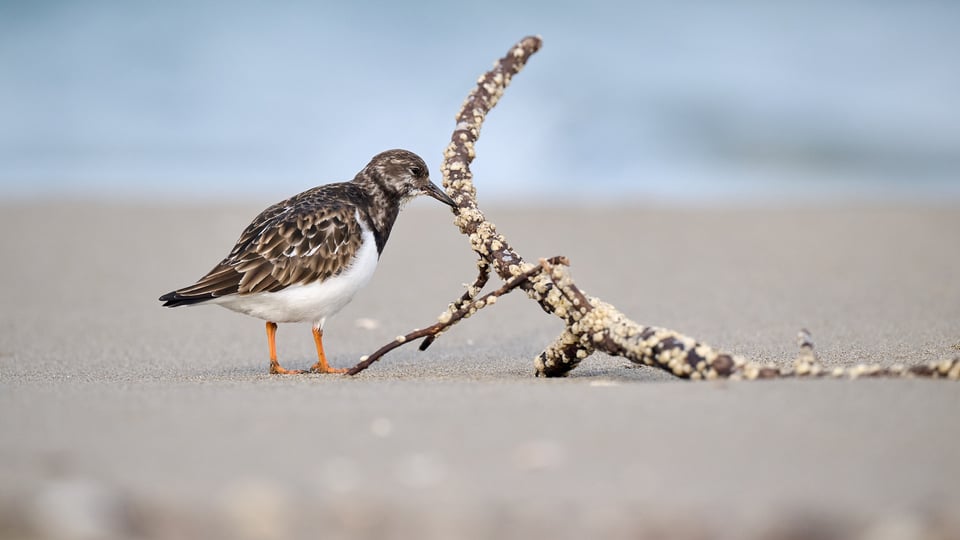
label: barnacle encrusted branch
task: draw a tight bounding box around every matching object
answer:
[348,35,959,381]
[418,259,491,352]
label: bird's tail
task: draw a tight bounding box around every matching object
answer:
[158,290,214,307]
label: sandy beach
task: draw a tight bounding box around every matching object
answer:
[1,202,958,539]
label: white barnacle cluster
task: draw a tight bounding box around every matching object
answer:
[741,364,761,380]
[468,232,487,254]
[443,143,459,161]
[485,72,510,106]
[943,358,960,379]
[444,158,480,198]
[789,329,824,377]
[572,301,627,344]
[551,270,591,315]
[448,181,477,201]
[460,300,481,320]
[437,309,454,324]
[528,274,563,304]
[737,361,783,380]
[693,347,747,380]
[570,310,609,343]
[466,222,498,256]
[664,338,699,377]
[508,262,536,279]
[846,364,883,379]
[529,273,555,295]
[542,283,567,314]
[458,97,475,118]
[565,301,616,356]
[558,328,583,350]
[463,284,481,300]
[436,291,491,327]
[533,354,547,373]
[446,127,478,150]
[688,346,720,380]
[454,207,485,234]
[470,107,486,126]
[622,330,661,364]
[912,358,960,379]
[535,329,590,374]
[793,355,824,377]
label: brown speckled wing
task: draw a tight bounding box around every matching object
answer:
[169,184,365,301]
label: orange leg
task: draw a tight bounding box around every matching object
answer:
[266,321,303,375]
[309,326,347,374]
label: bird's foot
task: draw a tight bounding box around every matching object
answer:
[308,364,348,374]
[269,364,305,375]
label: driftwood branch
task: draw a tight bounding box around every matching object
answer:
[349,35,960,381]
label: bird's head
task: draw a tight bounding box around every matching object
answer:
[360,149,457,208]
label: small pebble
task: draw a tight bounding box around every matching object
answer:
[353,318,381,330]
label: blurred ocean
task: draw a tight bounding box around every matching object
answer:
[1,0,958,204]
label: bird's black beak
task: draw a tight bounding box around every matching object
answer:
[422,180,457,208]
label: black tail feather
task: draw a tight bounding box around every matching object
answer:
[159,291,215,307]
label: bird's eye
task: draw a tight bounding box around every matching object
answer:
[409,166,422,177]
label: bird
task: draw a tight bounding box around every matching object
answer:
[159,149,456,374]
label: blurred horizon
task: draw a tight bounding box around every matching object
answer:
[2,1,959,205]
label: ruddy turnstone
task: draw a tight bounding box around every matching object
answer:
[159,149,456,374]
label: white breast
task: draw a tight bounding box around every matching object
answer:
[214,225,379,326]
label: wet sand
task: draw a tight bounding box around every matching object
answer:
[1,202,958,539]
